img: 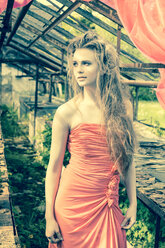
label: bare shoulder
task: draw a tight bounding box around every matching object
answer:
[54,97,77,128]
[124,99,133,121]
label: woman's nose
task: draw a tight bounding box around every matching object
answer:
[77,64,84,73]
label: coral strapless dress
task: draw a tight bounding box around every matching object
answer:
[49,123,126,248]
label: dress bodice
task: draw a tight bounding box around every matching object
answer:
[67,123,119,177]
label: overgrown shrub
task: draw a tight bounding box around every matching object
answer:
[40,118,70,169]
[1,104,23,138]
[119,185,164,247]
[130,87,157,101]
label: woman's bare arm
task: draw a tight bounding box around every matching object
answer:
[45,107,69,243]
[121,99,137,229]
[45,108,69,221]
[121,162,137,229]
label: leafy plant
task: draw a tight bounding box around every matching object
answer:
[138,100,165,137]
[119,184,164,247]
[1,105,48,248]
[153,120,164,137]
[1,104,23,138]
[130,87,158,102]
[39,118,70,169]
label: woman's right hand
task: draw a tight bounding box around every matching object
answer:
[46,218,63,244]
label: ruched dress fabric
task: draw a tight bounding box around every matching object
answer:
[49,123,126,248]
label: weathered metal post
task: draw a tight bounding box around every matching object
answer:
[154,215,161,248]
[49,75,52,103]
[117,25,121,54]
[0,63,2,108]
[65,76,69,102]
[0,50,3,108]
[134,86,139,120]
[33,63,39,145]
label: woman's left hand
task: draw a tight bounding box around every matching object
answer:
[121,204,137,229]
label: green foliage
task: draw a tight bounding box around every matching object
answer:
[119,185,165,247]
[1,105,48,248]
[79,17,95,29]
[1,105,23,138]
[40,118,70,169]
[152,120,164,137]
[138,101,165,137]
[40,121,52,167]
[6,148,47,248]
[130,87,158,101]
[78,7,95,29]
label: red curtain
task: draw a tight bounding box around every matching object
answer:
[0,0,32,14]
[83,0,165,109]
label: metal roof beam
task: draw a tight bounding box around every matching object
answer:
[9,35,154,81]
[11,20,66,51]
[16,19,151,73]
[15,63,52,78]
[8,42,62,72]
[121,63,165,69]
[46,0,89,31]
[27,0,82,49]
[14,32,65,64]
[119,51,159,80]
[11,64,35,78]
[14,30,67,66]
[123,80,158,87]
[121,72,151,81]
[27,10,74,40]
[33,1,87,34]
[82,0,122,26]
[121,68,159,73]
[120,49,144,63]
[57,0,135,47]
[19,13,156,75]
[17,20,67,49]
[0,0,14,49]
[5,0,34,46]
[0,58,35,63]
[10,39,67,75]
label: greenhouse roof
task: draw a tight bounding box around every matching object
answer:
[0,0,163,83]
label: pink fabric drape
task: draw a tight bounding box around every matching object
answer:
[0,0,32,14]
[83,0,165,109]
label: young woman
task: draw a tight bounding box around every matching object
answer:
[45,31,137,248]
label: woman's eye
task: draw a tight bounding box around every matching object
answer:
[83,61,91,65]
[73,62,77,67]
[73,61,91,66]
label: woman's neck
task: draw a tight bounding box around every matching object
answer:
[83,87,98,106]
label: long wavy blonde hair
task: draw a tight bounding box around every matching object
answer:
[67,31,136,178]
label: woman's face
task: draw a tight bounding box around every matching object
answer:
[72,48,99,88]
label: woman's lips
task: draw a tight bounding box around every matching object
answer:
[77,77,87,80]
